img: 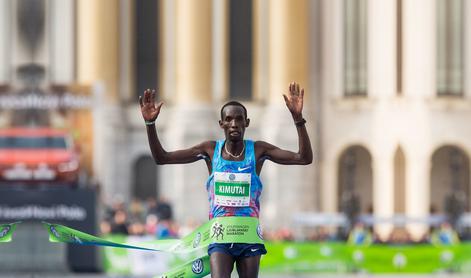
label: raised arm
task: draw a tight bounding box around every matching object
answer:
[139,89,214,166]
[256,82,313,166]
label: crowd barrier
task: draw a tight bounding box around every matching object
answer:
[102,235,471,275]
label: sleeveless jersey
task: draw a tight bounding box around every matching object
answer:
[206,140,263,219]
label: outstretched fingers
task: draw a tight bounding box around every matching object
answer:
[288,82,301,97]
[290,82,296,95]
[284,82,305,111]
[142,88,159,107]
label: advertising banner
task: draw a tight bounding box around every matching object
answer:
[0,188,98,271]
[102,239,471,275]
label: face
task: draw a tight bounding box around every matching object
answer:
[219,105,250,141]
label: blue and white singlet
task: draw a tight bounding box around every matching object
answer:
[206,140,263,219]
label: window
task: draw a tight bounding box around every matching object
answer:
[343,0,368,96]
[229,0,253,100]
[135,0,159,98]
[437,0,464,96]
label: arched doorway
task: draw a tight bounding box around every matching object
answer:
[133,155,158,200]
[430,146,469,223]
[338,146,373,221]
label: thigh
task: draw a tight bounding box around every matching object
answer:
[210,251,235,278]
[235,255,261,278]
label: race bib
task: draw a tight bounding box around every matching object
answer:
[214,172,251,207]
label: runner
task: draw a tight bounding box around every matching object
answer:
[139,81,313,278]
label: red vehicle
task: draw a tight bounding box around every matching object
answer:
[0,128,80,185]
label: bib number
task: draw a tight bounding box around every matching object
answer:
[214,172,251,207]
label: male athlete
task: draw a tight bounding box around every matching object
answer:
[139,82,312,278]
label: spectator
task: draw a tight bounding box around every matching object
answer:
[100,220,111,235]
[145,214,158,235]
[128,221,146,236]
[155,219,178,239]
[156,197,173,221]
[348,222,372,245]
[110,209,129,235]
[431,222,459,245]
[146,197,159,216]
[129,198,146,222]
[101,196,177,237]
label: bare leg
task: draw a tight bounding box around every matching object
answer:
[210,252,235,278]
[235,255,261,278]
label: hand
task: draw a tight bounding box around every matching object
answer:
[139,89,164,122]
[283,82,304,121]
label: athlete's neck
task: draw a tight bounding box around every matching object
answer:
[224,140,245,159]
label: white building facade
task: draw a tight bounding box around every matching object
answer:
[0,0,470,239]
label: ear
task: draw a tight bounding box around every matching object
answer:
[219,119,224,128]
[245,118,250,127]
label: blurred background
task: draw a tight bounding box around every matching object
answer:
[1,0,471,276]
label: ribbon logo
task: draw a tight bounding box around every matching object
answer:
[211,222,224,240]
[50,226,61,238]
[257,224,263,240]
[191,258,204,274]
[0,226,10,239]
[193,232,201,248]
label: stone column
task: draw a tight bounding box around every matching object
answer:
[49,0,74,84]
[161,0,176,101]
[369,0,396,98]
[320,0,342,216]
[466,0,471,98]
[0,0,11,84]
[406,152,431,239]
[49,0,76,135]
[402,0,434,239]
[118,0,134,102]
[77,0,119,100]
[369,0,397,239]
[253,0,269,101]
[372,151,395,239]
[402,0,434,98]
[0,0,11,127]
[268,0,308,102]
[322,0,343,99]
[261,0,311,228]
[77,0,121,200]
[212,0,229,102]
[174,0,212,104]
[161,0,216,223]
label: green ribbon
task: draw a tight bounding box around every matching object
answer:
[154,255,211,278]
[43,221,162,251]
[45,217,264,277]
[0,222,20,243]
[44,217,263,253]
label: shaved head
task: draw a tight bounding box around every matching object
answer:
[220,101,247,120]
